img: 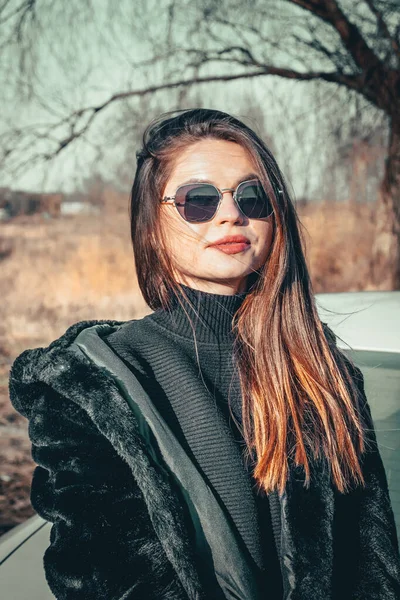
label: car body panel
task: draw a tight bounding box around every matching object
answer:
[0,515,54,598]
[316,290,400,353]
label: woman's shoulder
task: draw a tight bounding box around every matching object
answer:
[8,318,129,417]
[12,318,127,367]
[103,313,155,351]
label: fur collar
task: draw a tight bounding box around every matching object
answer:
[9,319,400,599]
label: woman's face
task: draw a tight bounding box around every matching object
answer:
[160,139,274,295]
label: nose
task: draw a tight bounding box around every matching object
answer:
[214,189,245,224]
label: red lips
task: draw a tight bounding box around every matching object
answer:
[209,235,250,246]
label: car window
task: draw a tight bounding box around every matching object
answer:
[343,349,400,547]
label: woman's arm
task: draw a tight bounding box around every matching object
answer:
[333,360,400,599]
[10,378,189,600]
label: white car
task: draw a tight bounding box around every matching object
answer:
[1,290,399,599]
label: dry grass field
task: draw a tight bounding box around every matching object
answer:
[0,196,376,535]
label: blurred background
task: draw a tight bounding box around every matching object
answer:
[0,0,399,536]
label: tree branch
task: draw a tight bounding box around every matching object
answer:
[288,0,384,72]
[1,66,362,165]
[364,0,400,58]
[0,0,35,33]
[292,32,337,66]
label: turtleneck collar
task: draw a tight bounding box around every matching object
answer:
[148,283,248,344]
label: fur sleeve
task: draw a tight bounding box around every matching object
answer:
[10,379,189,600]
[332,358,400,599]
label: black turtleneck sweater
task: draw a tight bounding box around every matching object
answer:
[104,283,283,597]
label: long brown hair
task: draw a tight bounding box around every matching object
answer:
[130,108,370,497]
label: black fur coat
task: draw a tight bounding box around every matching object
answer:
[8,319,400,600]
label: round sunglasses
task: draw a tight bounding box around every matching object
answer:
[160,179,279,223]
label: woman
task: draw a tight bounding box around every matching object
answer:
[9,108,400,600]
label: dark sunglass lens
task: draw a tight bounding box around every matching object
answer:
[176,184,220,222]
[238,182,273,218]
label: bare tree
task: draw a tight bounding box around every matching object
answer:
[321,89,388,203]
[1,0,399,288]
